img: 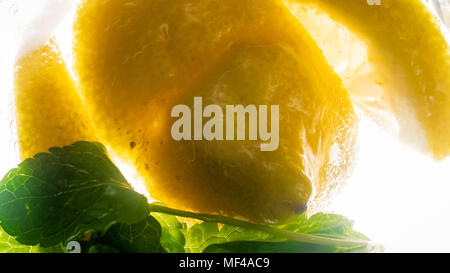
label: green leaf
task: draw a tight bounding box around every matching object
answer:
[37,244,66,253]
[0,225,35,253]
[0,141,150,247]
[0,226,64,253]
[184,222,277,253]
[147,204,377,253]
[152,211,187,253]
[199,213,376,253]
[87,244,120,253]
[203,241,338,253]
[278,213,369,241]
[203,239,377,253]
[95,216,166,253]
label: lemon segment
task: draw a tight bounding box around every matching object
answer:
[14,40,97,160]
[73,0,357,223]
[143,44,357,223]
[286,0,450,159]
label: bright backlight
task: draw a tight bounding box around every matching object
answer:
[0,0,449,253]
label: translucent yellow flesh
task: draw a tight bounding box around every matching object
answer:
[282,4,380,100]
[73,0,357,223]
[14,40,97,160]
[286,0,450,160]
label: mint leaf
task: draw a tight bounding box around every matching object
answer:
[0,141,150,247]
[0,225,35,253]
[201,213,376,253]
[203,239,375,253]
[185,216,372,253]
[278,213,368,241]
[203,241,338,253]
[148,204,377,253]
[184,222,277,253]
[87,244,120,253]
[0,226,64,253]
[95,216,166,253]
[152,211,186,253]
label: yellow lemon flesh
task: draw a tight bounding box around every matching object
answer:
[73,0,357,224]
[285,0,450,160]
[14,40,96,160]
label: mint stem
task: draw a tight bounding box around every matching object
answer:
[148,203,370,249]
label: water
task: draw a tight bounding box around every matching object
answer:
[0,0,449,252]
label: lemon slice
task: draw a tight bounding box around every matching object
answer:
[73,0,357,223]
[285,0,450,160]
[14,40,96,160]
